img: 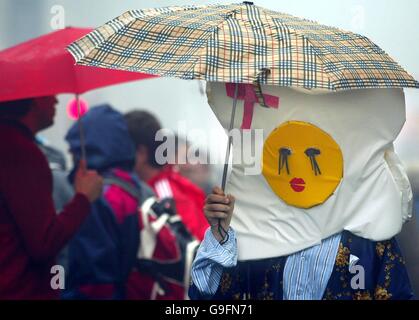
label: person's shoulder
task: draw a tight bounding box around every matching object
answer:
[104,169,139,201]
[0,123,41,158]
[102,170,141,224]
[0,123,26,142]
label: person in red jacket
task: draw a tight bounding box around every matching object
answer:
[124,110,208,241]
[0,96,103,300]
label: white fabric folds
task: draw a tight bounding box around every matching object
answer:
[207,83,412,260]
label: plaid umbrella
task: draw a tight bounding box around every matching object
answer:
[68,2,418,91]
[68,2,418,244]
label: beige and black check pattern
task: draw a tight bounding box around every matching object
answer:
[68,2,419,91]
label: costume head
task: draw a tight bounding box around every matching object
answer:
[207,83,412,260]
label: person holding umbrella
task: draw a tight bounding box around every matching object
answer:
[0,26,156,300]
[67,3,418,299]
[0,96,103,299]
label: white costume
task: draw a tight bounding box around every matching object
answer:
[207,83,412,260]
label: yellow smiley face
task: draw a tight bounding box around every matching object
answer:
[262,121,344,209]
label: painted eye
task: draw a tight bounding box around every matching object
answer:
[279,148,292,175]
[305,148,321,175]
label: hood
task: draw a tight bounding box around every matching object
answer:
[66,104,135,173]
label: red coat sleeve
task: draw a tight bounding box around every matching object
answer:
[169,178,208,241]
[0,134,91,262]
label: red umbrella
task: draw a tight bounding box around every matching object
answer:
[0,27,155,160]
[0,27,154,102]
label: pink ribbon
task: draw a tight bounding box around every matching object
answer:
[225,83,280,129]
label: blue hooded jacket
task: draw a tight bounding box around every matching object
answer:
[64,104,152,299]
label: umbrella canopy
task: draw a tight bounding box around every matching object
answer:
[0,27,155,102]
[68,2,418,91]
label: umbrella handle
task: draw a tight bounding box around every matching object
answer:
[76,94,87,169]
[218,83,239,244]
[221,83,239,191]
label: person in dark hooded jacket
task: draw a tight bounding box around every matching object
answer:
[64,104,154,299]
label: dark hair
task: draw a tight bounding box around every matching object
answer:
[124,110,163,168]
[0,98,34,120]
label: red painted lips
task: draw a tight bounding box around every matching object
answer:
[290,178,305,192]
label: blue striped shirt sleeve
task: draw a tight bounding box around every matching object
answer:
[191,227,238,296]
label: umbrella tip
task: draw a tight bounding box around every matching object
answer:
[243,1,254,5]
